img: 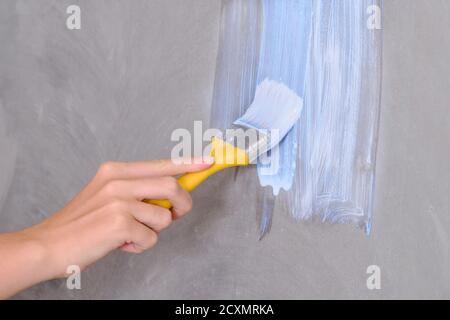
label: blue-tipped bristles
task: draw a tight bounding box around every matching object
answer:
[233,79,303,160]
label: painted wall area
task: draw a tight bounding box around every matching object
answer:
[0,0,449,299]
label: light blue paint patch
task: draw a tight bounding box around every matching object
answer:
[255,0,312,196]
[210,0,383,235]
[287,0,383,234]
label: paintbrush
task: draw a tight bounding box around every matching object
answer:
[145,79,303,208]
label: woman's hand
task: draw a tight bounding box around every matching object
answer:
[0,157,213,298]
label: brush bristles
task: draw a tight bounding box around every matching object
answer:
[233,79,303,147]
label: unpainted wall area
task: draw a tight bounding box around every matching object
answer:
[0,0,449,299]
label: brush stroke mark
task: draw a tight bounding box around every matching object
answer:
[211,0,382,235]
[287,0,383,234]
[210,0,262,131]
[256,0,312,197]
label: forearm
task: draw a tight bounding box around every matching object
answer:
[0,229,51,299]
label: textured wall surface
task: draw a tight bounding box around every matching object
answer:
[0,0,449,299]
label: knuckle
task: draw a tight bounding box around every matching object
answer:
[102,180,122,198]
[158,211,173,230]
[137,232,158,252]
[107,200,127,213]
[147,232,158,248]
[109,211,130,234]
[174,194,193,218]
[98,161,118,179]
[164,177,181,197]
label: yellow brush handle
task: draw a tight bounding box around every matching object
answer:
[144,137,250,209]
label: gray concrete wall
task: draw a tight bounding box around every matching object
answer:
[0,0,449,299]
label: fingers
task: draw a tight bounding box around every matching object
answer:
[91,200,171,254]
[125,201,172,232]
[96,157,214,181]
[101,177,193,219]
[98,201,161,254]
[120,221,158,254]
[53,157,204,260]
[65,158,209,222]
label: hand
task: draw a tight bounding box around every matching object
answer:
[0,157,213,298]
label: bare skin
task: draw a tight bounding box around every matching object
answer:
[0,157,214,299]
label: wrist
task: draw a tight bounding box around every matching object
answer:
[0,228,54,298]
[17,226,59,282]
